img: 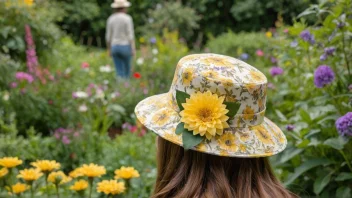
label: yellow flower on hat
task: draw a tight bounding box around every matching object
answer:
[181,67,194,86]
[253,125,274,145]
[243,106,255,120]
[201,56,233,67]
[114,166,140,179]
[180,91,230,140]
[202,70,219,80]
[17,168,43,181]
[80,163,106,178]
[163,132,182,144]
[69,167,84,178]
[70,180,88,191]
[217,133,239,152]
[221,78,234,89]
[31,160,60,173]
[0,168,9,178]
[97,180,125,195]
[152,109,173,126]
[48,171,71,185]
[9,183,28,194]
[249,71,266,82]
[0,157,23,168]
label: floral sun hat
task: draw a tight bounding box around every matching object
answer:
[111,0,131,8]
[135,54,287,157]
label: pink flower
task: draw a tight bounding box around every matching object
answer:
[130,126,138,133]
[62,136,71,144]
[81,62,89,69]
[16,72,34,83]
[143,88,148,95]
[25,25,38,74]
[139,129,147,137]
[10,82,17,88]
[283,29,289,33]
[256,50,264,57]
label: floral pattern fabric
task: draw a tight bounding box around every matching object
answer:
[135,53,287,157]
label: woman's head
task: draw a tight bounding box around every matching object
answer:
[114,7,127,13]
[153,137,295,198]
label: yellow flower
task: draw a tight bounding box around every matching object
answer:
[17,168,43,181]
[265,31,272,38]
[201,57,233,67]
[249,71,266,82]
[69,167,84,178]
[139,37,145,43]
[10,183,28,194]
[182,67,194,86]
[195,143,207,152]
[245,83,257,94]
[97,180,125,195]
[151,109,172,126]
[114,166,140,179]
[0,157,23,168]
[163,132,182,144]
[70,180,88,191]
[238,132,250,142]
[242,106,255,120]
[31,160,60,173]
[23,0,34,6]
[221,78,234,89]
[48,171,71,185]
[253,126,274,145]
[180,91,229,140]
[202,71,219,80]
[217,133,239,152]
[0,168,8,178]
[80,163,106,178]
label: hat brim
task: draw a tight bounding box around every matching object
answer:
[135,93,287,157]
[111,2,131,8]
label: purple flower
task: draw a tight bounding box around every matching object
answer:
[240,53,249,60]
[337,22,345,29]
[10,82,17,88]
[270,57,277,63]
[290,40,298,48]
[150,37,156,44]
[335,112,352,136]
[324,47,336,55]
[270,66,284,76]
[15,72,34,83]
[267,82,275,89]
[300,30,315,44]
[62,136,71,144]
[320,53,327,61]
[25,25,38,74]
[349,84,352,91]
[314,65,335,88]
[286,124,295,131]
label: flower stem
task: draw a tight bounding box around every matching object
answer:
[88,177,94,198]
[44,173,49,198]
[339,150,352,172]
[342,30,351,83]
[55,184,60,198]
[30,184,34,198]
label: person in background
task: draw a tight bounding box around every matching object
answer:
[106,0,135,79]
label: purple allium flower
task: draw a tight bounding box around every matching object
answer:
[270,66,284,76]
[15,72,34,83]
[150,37,156,44]
[286,124,295,131]
[324,47,336,55]
[270,57,277,63]
[335,112,352,136]
[320,53,327,61]
[300,30,315,44]
[314,65,335,88]
[25,25,38,74]
[290,40,298,48]
[240,53,249,60]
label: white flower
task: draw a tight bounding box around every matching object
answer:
[65,68,72,74]
[2,92,9,101]
[152,48,158,55]
[78,104,88,112]
[153,57,158,63]
[75,91,88,98]
[95,89,105,99]
[103,80,109,85]
[136,58,144,65]
[99,65,112,73]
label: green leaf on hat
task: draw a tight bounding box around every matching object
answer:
[175,122,185,135]
[224,102,241,118]
[176,90,190,111]
[182,131,204,150]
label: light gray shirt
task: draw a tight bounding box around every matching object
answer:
[106,13,135,46]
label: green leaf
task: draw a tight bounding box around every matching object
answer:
[300,109,311,123]
[182,131,204,150]
[176,90,190,111]
[284,158,333,186]
[175,123,185,135]
[275,110,287,121]
[336,187,351,198]
[324,136,349,150]
[279,148,304,164]
[296,139,310,148]
[314,173,331,195]
[224,102,240,118]
[335,172,352,181]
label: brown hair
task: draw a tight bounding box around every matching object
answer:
[152,137,297,198]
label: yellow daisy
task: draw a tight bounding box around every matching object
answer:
[253,126,274,145]
[180,91,230,140]
[217,133,239,153]
[202,70,219,80]
[69,167,84,178]
[0,157,23,168]
[181,67,194,86]
[0,168,8,178]
[24,0,34,6]
[70,180,88,191]
[221,78,234,89]
[114,166,140,179]
[97,180,125,195]
[249,71,266,82]
[9,183,28,194]
[152,109,172,126]
[201,57,233,67]
[31,160,60,173]
[238,131,250,142]
[17,168,43,181]
[245,83,257,94]
[47,171,72,185]
[80,163,106,178]
[242,106,255,120]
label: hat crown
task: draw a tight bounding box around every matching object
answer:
[169,53,268,128]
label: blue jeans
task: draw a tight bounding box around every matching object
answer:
[111,45,132,79]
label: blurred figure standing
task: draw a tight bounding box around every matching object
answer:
[106,0,135,79]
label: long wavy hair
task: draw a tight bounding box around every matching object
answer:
[152,137,297,198]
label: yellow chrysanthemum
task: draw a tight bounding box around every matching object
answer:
[242,106,255,120]
[9,183,28,194]
[253,126,274,145]
[217,133,239,153]
[47,171,71,185]
[31,160,60,173]
[0,157,23,168]
[201,57,233,67]
[17,168,43,181]
[265,31,272,38]
[80,163,106,178]
[0,168,8,178]
[69,167,84,178]
[181,68,194,86]
[180,91,230,140]
[97,180,125,195]
[70,180,88,191]
[114,166,140,179]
